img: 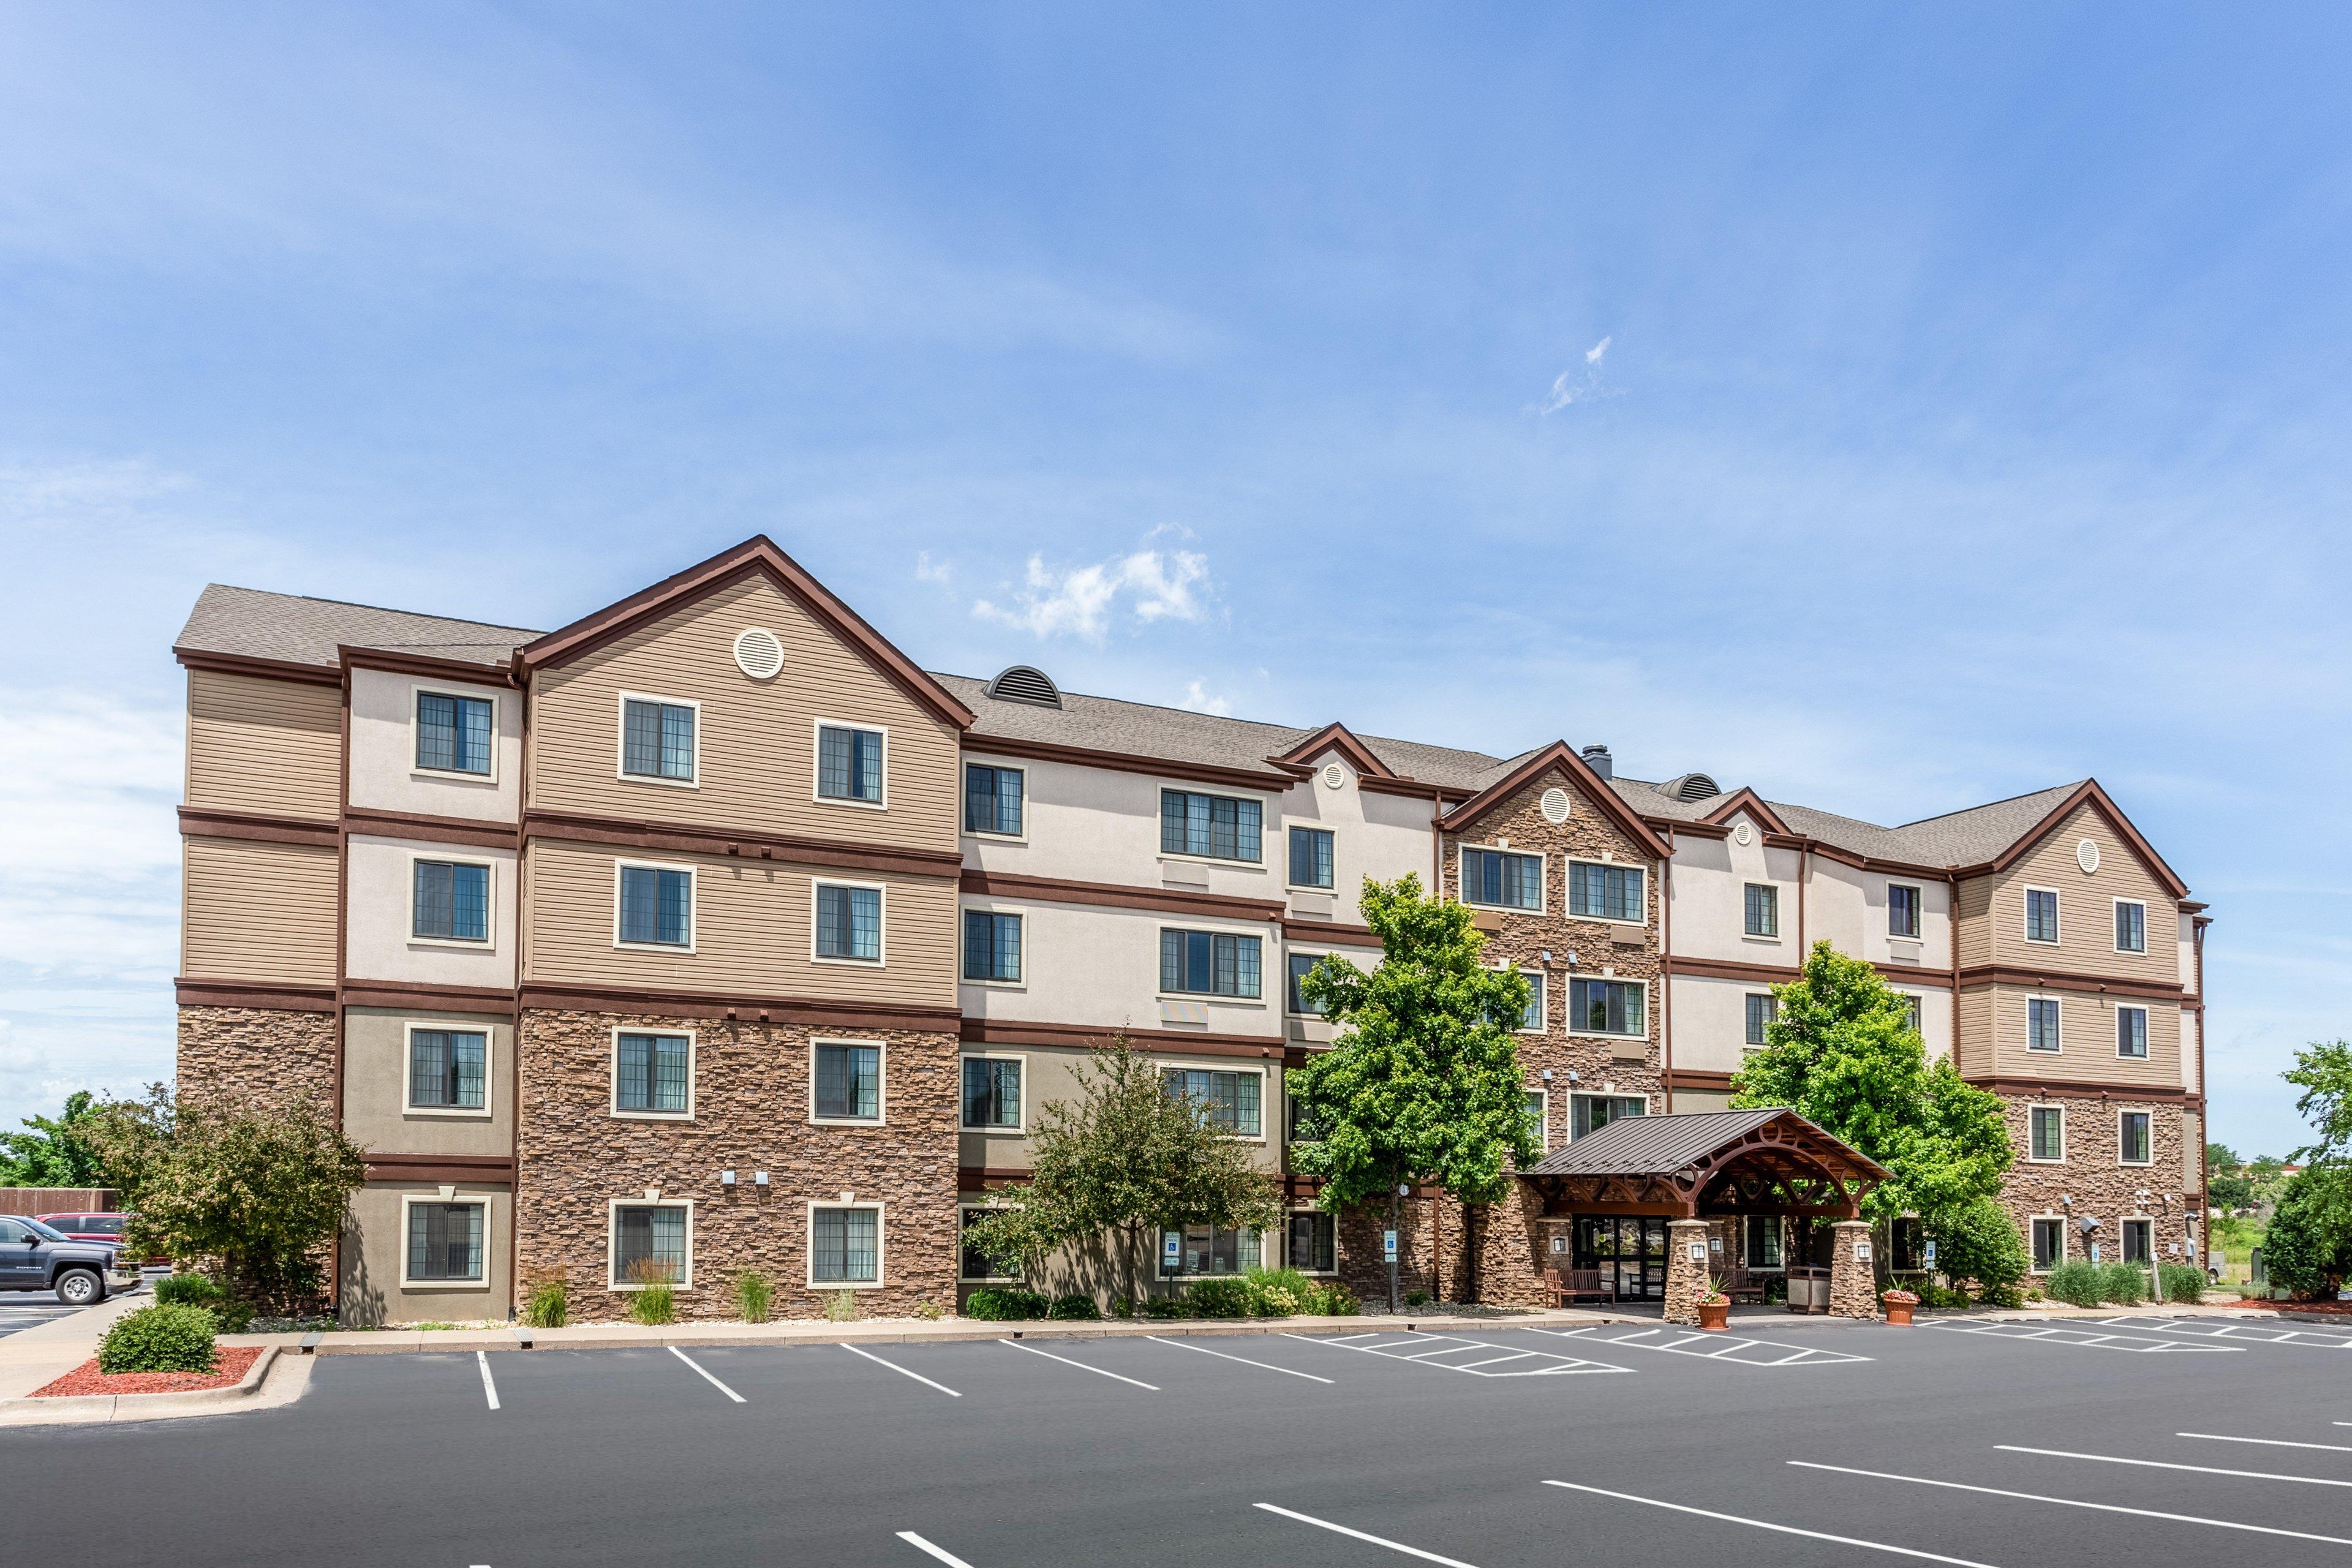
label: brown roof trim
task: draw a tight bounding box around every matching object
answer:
[1356,775,1472,802]
[1440,742,1674,859]
[1701,788,1790,834]
[176,979,338,1013]
[1665,1068,1737,1093]
[519,984,962,1030]
[522,810,962,880]
[961,870,1284,924]
[514,535,976,731]
[1280,916,1382,948]
[172,646,345,687]
[344,807,519,852]
[178,807,339,848]
[959,1017,1286,1060]
[1966,1076,2198,1106]
[1270,722,1397,780]
[337,646,522,687]
[1970,780,2190,899]
[364,1155,515,1185]
[1956,965,2185,1001]
[341,981,519,1017]
[961,733,1298,794]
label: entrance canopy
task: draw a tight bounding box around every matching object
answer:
[1520,1107,1888,1220]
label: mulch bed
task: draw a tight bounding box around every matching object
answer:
[31,1346,265,1399]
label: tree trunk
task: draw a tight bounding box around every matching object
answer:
[1387,1182,1401,1315]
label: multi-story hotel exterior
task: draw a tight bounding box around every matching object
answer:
[171,537,2210,1322]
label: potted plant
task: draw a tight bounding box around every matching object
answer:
[1695,1278,1732,1331]
[1881,1287,1920,1327]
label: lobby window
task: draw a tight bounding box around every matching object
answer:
[1464,848,1542,910]
[2024,887,2060,944]
[612,1204,689,1288]
[405,1200,484,1284]
[2114,900,2147,954]
[412,859,489,943]
[1567,861,1644,922]
[620,697,695,783]
[2120,1110,2152,1166]
[1888,883,1922,940]
[1744,993,1777,1049]
[617,864,692,948]
[2031,1216,2064,1272]
[1286,1212,1336,1273]
[2027,997,2062,1053]
[1161,790,1261,862]
[1570,1093,1645,1141]
[961,1057,1022,1130]
[810,1206,880,1286]
[1160,929,1262,998]
[614,1031,691,1117]
[813,1043,883,1123]
[1161,1223,1261,1276]
[963,764,1023,836]
[415,692,492,776]
[963,910,1022,984]
[2116,1005,2149,1060]
[816,724,885,804]
[1569,977,1645,1037]
[2029,1106,2065,1162]
[815,883,883,962]
[1289,826,1335,889]
[1744,883,1779,938]
[407,1028,486,1112]
[1163,1068,1262,1137]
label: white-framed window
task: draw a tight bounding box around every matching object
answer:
[614,859,694,950]
[1158,1222,1263,1278]
[412,688,496,779]
[959,1204,1017,1283]
[1160,788,1263,862]
[963,763,1024,837]
[2028,1105,2065,1163]
[1288,826,1335,889]
[2116,1004,2149,1059]
[1570,1092,1646,1140]
[1523,1088,1549,1152]
[611,1028,694,1120]
[410,854,493,945]
[405,1024,490,1117]
[400,1194,489,1289]
[2030,1215,2065,1272]
[1566,859,1645,924]
[2119,1109,2153,1166]
[1743,992,1776,1049]
[814,720,888,809]
[617,693,698,786]
[960,1054,1023,1131]
[810,1040,885,1125]
[1285,1209,1337,1274]
[809,1201,884,1287]
[1567,976,1646,1038]
[1286,951,1328,1017]
[1159,928,1262,999]
[2026,995,2062,1052]
[813,880,885,963]
[609,1199,692,1289]
[2114,899,2147,954]
[2024,885,2060,944]
[1163,1066,1265,1138]
[1743,883,1779,938]
[1888,883,1923,940]
[1463,846,1544,911]
[962,908,1022,984]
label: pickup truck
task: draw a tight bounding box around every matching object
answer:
[0,1215,143,1306]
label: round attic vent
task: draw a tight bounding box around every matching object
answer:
[733,627,785,680]
[1733,821,1754,846]
[1540,787,1572,824]
[2076,839,2100,875]
[1321,763,1346,791]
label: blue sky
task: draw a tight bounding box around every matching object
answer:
[2,4,2346,1156]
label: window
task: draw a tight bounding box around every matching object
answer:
[1901,994,1923,1035]
[407,1028,486,1112]
[404,1200,484,1284]
[961,1057,1022,1130]
[1743,1215,1782,1269]
[1160,1223,1261,1276]
[612,1202,690,1288]
[2121,1217,2152,1264]
[1289,826,1335,889]
[810,1205,881,1285]
[815,883,883,962]
[1464,848,1543,910]
[1567,861,1645,922]
[2116,1005,2149,1059]
[2031,1216,2064,1272]
[2120,1110,2152,1165]
[963,764,1023,836]
[2024,887,2059,944]
[1163,1068,1262,1136]
[1570,1093,1645,1140]
[816,723,886,804]
[963,910,1022,982]
[2114,900,2146,954]
[2029,1106,2065,1162]
[1569,977,1645,1037]
[1744,883,1779,938]
[1160,789,1262,862]
[617,864,692,948]
[1287,1212,1336,1273]
[620,697,695,783]
[1888,883,1921,939]
[1287,952,1327,1016]
[960,1207,1013,1282]
[412,859,489,943]
[1159,929,1262,998]
[1744,993,1777,1048]
[415,692,492,776]
[813,1042,883,1123]
[1524,1090,1548,1152]
[1518,970,1545,1032]
[614,1031,692,1117]
[2027,997,2062,1052]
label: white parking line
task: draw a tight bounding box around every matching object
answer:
[1253,1502,1483,1567]
[1925,1321,2241,1353]
[845,1343,961,1397]
[1283,1331,1630,1378]
[2177,1430,2352,1453]
[476,1351,499,1411]
[1534,1324,1871,1367]
[1002,1338,1159,1390]
[1540,1479,2002,1567]
[1788,1460,2352,1547]
[895,1530,977,1566]
[668,1344,745,1403]
[1998,1444,2352,1487]
[1145,1335,1335,1384]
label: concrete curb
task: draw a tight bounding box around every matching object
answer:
[0,1345,281,1426]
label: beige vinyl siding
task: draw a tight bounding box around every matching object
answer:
[1953,875,1994,969]
[1988,805,2181,983]
[182,835,339,984]
[527,573,959,854]
[1981,981,2181,1087]
[186,669,342,822]
[522,837,956,1008]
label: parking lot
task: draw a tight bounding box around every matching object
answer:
[7,1311,2349,1568]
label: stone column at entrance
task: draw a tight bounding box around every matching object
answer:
[1662,1218,1711,1326]
[1827,1219,1878,1319]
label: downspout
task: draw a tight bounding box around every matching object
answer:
[1660,828,1673,1113]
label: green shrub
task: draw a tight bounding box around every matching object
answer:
[1046,1292,1100,1320]
[821,1288,858,1323]
[2097,1261,2146,1306]
[2045,1261,2103,1308]
[98,1302,219,1375]
[2159,1264,2205,1303]
[962,1287,1049,1321]
[1140,1295,1193,1319]
[1185,1277,1254,1318]
[733,1270,774,1324]
[521,1279,568,1328]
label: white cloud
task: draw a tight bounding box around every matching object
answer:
[1539,336,1616,413]
[971,547,1211,641]
[1176,680,1231,717]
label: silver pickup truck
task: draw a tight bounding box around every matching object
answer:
[0,1215,143,1305]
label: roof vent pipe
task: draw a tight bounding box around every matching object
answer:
[1580,744,1613,781]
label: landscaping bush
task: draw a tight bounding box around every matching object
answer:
[1046,1292,1101,1320]
[2097,1261,2146,1306]
[2159,1264,2206,1303]
[1184,1277,1255,1318]
[521,1279,568,1329]
[2044,1261,2103,1307]
[734,1270,774,1324]
[97,1302,218,1375]
[962,1287,1049,1321]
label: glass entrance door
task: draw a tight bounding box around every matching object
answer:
[1570,1215,1669,1300]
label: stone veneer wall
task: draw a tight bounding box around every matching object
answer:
[177,1006,337,1109]
[1993,1092,2199,1270]
[513,1009,960,1322]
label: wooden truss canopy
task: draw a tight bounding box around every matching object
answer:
[1523,1115,1884,1220]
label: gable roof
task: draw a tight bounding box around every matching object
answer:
[1438,741,1675,859]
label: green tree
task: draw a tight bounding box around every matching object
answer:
[83,1085,366,1313]
[0,1090,105,1187]
[962,1037,1280,1305]
[1286,874,1537,1313]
